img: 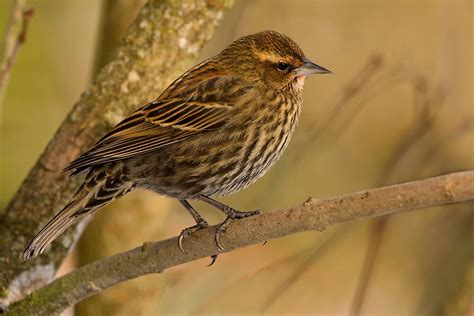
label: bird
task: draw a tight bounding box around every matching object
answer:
[20,30,331,262]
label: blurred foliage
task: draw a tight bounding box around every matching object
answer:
[1,0,473,315]
[0,0,101,208]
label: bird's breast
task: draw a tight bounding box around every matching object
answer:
[131,91,302,199]
[215,92,302,195]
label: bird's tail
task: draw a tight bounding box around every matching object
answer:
[20,166,134,261]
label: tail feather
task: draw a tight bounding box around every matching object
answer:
[20,166,134,261]
[20,200,81,261]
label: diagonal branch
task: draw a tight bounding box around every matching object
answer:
[6,171,474,315]
[0,0,234,307]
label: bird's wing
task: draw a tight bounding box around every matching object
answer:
[65,65,252,174]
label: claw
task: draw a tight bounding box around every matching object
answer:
[215,231,227,251]
[178,234,186,253]
[215,216,233,251]
[207,254,218,266]
[178,221,209,253]
[214,209,261,251]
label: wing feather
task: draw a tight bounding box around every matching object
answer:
[65,64,251,174]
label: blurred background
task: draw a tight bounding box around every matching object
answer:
[0,0,472,315]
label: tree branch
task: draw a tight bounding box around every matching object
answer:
[0,0,233,306]
[6,171,474,315]
[0,0,34,119]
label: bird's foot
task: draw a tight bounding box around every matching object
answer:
[178,221,219,266]
[215,209,261,251]
[178,220,209,253]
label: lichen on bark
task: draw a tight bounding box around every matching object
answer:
[0,0,234,307]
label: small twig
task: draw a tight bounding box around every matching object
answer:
[293,54,414,159]
[349,78,447,315]
[349,217,388,315]
[0,3,34,120]
[0,0,23,62]
[260,227,347,312]
[377,77,444,184]
[296,55,384,145]
[324,64,415,146]
[419,118,473,168]
[0,8,34,79]
[193,244,304,313]
[6,171,474,315]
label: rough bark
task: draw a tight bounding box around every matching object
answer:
[5,171,474,315]
[0,0,233,307]
[76,1,153,314]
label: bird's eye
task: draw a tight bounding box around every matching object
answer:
[276,61,290,72]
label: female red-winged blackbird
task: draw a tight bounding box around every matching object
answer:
[21,30,330,261]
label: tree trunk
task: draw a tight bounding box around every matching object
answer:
[76,1,175,314]
[0,0,233,307]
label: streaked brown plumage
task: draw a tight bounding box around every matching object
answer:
[21,30,330,261]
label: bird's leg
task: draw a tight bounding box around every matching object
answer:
[178,200,209,252]
[178,200,219,266]
[199,195,261,251]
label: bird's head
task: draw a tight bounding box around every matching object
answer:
[218,30,331,90]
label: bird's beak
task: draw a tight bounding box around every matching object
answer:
[294,57,332,76]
